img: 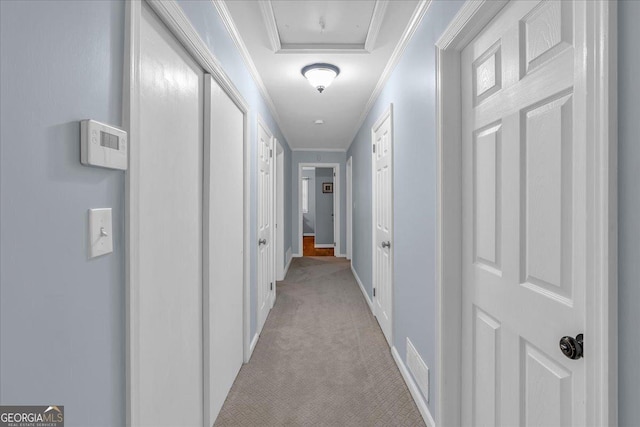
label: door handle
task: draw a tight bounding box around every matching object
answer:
[258,238,267,246]
[381,241,391,248]
[559,333,583,359]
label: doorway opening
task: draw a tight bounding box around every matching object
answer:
[298,163,340,257]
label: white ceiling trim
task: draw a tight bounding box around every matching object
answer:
[258,0,281,52]
[212,0,291,143]
[347,0,433,150]
[292,148,347,152]
[260,0,388,54]
[274,45,371,55]
[364,0,389,52]
[276,44,369,53]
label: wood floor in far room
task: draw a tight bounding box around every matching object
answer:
[303,236,334,257]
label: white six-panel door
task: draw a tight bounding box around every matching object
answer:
[372,107,393,346]
[461,1,586,425]
[257,119,274,336]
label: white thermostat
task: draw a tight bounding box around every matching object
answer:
[81,119,127,170]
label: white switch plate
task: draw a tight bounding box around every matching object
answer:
[89,208,113,258]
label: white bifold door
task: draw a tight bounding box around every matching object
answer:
[256,120,275,336]
[461,1,588,425]
[372,107,393,346]
[203,75,244,426]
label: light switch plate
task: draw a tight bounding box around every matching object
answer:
[89,208,113,258]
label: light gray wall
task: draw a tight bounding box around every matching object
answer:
[302,169,315,233]
[177,0,292,339]
[291,151,346,255]
[348,0,640,421]
[315,168,334,245]
[346,0,465,417]
[0,1,293,425]
[0,1,126,425]
[618,1,640,424]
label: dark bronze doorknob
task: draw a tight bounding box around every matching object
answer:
[559,333,583,359]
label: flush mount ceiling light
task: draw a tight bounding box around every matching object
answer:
[301,63,340,93]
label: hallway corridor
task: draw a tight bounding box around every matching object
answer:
[214,257,424,426]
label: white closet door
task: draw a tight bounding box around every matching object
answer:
[137,3,204,425]
[203,74,244,426]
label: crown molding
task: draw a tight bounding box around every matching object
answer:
[260,0,388,54]
[258,0,281,52]
[292,148,347,153]
[365,0,389,52]
[276,45,371,54]
[146,0,249,115]
[212,0,291,142]
[347,0,433,150]
[436,0,508,50]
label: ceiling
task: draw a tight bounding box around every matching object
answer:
[220,0,423,151]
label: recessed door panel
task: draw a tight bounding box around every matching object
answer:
[522,0,573,74]
[474,122,502,274]
[521,340,572,427]
[521,92,573,303]
[473,307,501,427]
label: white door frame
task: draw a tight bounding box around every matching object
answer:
[371,104,394,345]
[434,1,618,425]
[298,163,340,256]
[275,141,285,280]
[123,1,251,424]
[346,156,353,261]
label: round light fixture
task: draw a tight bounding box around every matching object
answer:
[301,63,340,93]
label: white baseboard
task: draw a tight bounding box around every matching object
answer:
[351,265,373,312]
[314,243,334,248]
[335,253,346,258]
[391,346,436,427]
[249,333,259,359]
[303,233,315,236]
[293,252,302,258]
[283,254,293,279]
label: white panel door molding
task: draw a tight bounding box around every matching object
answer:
[436,1,617,426]
[257,117,275,336]
[372,105,393,346]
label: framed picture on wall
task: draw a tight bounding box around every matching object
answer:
[322,182,333,193]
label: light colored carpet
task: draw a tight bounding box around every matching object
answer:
[214,257,426,427]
